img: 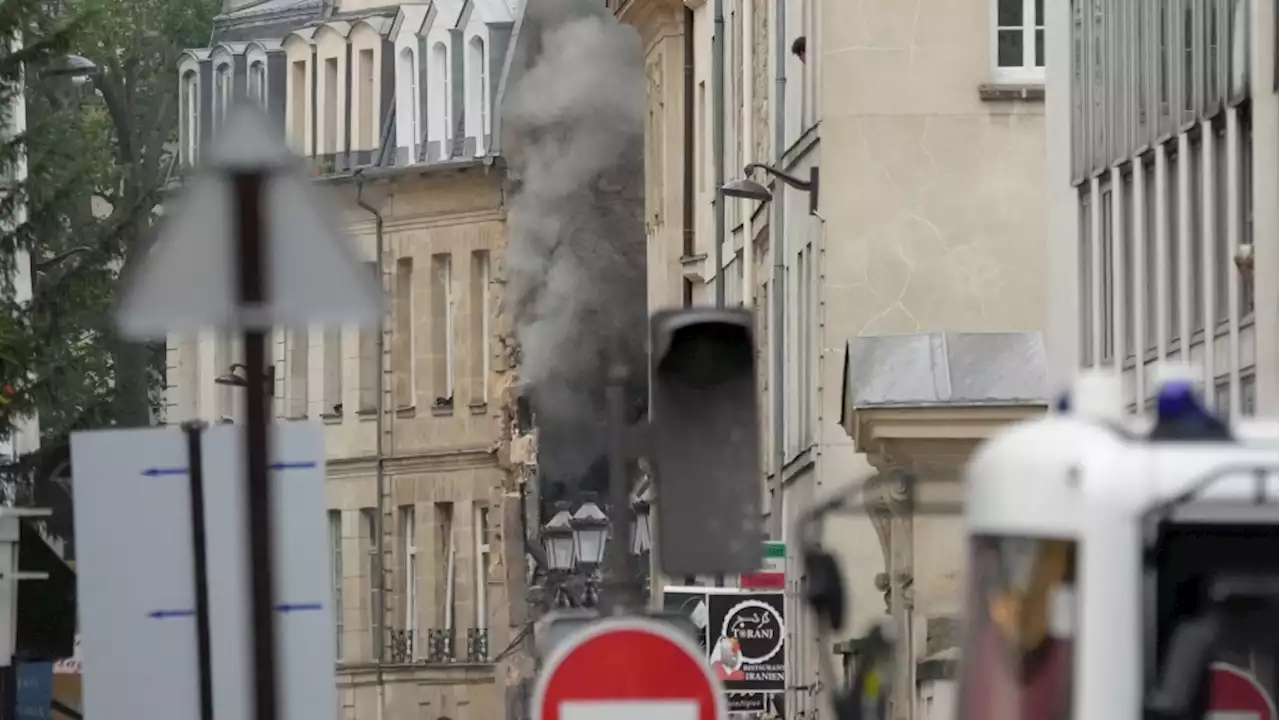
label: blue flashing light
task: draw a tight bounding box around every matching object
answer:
[1155,379,1202,419]
[1055,392,1071,413]
[1151,379,1231,441]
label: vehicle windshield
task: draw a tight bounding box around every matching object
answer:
[958,535,1077,720]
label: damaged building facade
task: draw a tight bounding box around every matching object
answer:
[166,0,544,717]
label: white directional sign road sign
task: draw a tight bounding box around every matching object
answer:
[114,102,383,339]
[70,423,337,720]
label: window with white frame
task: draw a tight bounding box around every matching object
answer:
[430,42,450,141]
[399,48,420,158]
[182,70,199,166]
[994,0,1045,81]
[214,63,233,126]
[466,36,487,150]
[360,507,379,657]
[328,510,343,660]
[249,61,267,107]
[400,505,417,650]
[473,505,489,631]
[469,250,490,404]
[430,253,455,407]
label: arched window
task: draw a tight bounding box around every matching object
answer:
[214,62,233,125]
[466,36,487,151]
[182,70,199,165]
[248,61,267,106]
[399,47,419,157]
[430,42,449,141]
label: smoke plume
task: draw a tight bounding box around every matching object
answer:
[504,0,648,494]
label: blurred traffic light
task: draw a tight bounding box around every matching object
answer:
[649,308,763,576]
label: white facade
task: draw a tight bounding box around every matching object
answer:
[1044,0,1278,417]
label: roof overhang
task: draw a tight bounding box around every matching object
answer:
[842,332,1049,473]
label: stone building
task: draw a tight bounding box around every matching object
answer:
[166,0,537,717]
[613,0,1051,718]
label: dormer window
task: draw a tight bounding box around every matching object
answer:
[182,70,199,165]
[430,42,449,141]
[399,47,420,158]
[249,61,267,106]
[214,63,233,125]
[466,36,487,152]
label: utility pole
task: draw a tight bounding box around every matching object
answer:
[602,365,637,614]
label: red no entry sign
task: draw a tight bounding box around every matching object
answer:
[533,617,728,720]
[1208,662,1277,720]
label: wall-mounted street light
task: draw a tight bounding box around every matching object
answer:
[721,163,821,216]
[214,362,276,390]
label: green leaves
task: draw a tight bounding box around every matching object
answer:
[0,0,219,439]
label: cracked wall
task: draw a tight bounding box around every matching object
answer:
[815,0,1048,713]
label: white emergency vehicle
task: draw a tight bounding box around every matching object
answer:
[958,371,1278,720]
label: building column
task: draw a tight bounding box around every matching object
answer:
[863,468,915,720]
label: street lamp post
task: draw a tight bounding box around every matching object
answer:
[214,362,277,390]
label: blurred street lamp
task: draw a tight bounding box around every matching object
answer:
[541,505,576,572]
[571,495,609,567]
[721,162,821,216]
[45,55,100,88]
[214,362,276,390]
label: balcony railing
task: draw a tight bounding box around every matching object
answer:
[384,627,492,664]
[387,628,415,664]
[466,628,490,662]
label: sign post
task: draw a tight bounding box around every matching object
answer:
[1208,663,1276,720]
[112,102,381,720]
[533,617,728,720]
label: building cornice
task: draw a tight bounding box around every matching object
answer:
[616,0,685,47]
[345,208,505,235]
[326,444,497,478]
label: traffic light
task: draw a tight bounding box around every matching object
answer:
[649,308,763,577]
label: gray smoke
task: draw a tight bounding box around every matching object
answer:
[505,0,647,488]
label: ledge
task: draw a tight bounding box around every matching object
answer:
[978,82,1045,102]
[356,409,377,422]
[431,404,455,417]
[321,413,343,425]
[468,401,488,415]
[396,405,416,419]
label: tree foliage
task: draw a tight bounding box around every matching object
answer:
[0,0,219,440]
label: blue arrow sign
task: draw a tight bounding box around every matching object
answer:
[147,603,322,620]
[140,461,317,477]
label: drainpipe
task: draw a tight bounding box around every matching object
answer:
[682,8,695,266]
[355,173,387,720]
[771,0,786,525]
[712,0,725,308]
[740,0,753,309]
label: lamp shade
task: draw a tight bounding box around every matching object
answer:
[541,509,575,571]
[571,500,609,566]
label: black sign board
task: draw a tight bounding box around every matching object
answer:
[662,587,786,714]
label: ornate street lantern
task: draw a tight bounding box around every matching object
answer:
[541,505,575,571]
[571,495,609,567]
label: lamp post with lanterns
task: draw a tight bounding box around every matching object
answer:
[537,490,652,609]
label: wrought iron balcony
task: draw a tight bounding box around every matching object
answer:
[387,628,415,664]
[426,628,455,663]
[466,628,490,662]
